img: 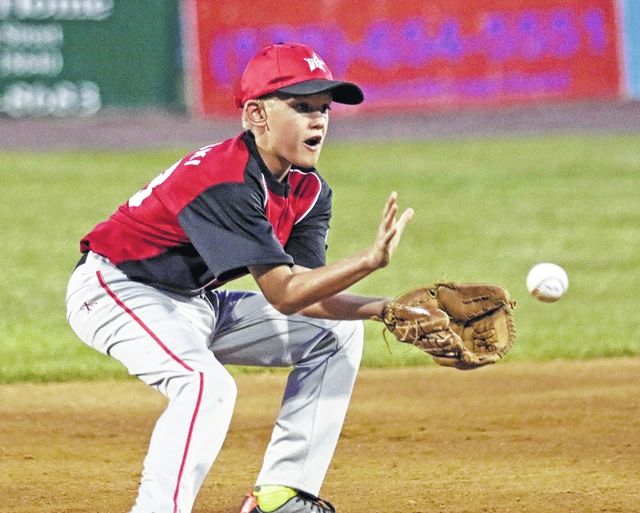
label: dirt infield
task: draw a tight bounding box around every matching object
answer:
[2,358,639,513]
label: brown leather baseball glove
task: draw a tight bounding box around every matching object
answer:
[377,282,516,370]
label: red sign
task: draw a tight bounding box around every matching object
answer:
[183,0,622,117]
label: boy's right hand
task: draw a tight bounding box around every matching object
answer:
[249,192,413,316]
[367,192,414,270]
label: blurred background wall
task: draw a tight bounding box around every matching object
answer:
[0,0,638,119]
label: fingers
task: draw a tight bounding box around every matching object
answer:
[383,208,413,249]
[379,193,414,249]
[383,191,398,214]
[382,191,398,231]
[380,224,398,246]
[382,192,413,228]
[396,207,414,234]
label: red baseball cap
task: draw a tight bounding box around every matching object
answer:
[235,42,364,108]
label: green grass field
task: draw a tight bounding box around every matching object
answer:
[1,133,639,382]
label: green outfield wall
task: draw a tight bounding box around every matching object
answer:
[0,0,182,117]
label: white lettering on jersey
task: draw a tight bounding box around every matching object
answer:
[127,143,221,207]
[184,143,218,167]
[127,160,180,208]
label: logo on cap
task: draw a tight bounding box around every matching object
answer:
[304,53,327,72]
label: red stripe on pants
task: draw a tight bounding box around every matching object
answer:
[97,271,204,513]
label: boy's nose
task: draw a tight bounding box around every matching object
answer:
[310,112,327,128]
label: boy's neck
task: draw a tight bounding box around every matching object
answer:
[253,137,291,182]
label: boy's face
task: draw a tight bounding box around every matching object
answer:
[261,92,332,172]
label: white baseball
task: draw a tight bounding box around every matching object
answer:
[526,263,569,302]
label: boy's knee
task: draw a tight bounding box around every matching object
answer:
[200,366,237,410]
[165,364,237,411]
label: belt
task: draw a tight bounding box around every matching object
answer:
[75,252,88,269]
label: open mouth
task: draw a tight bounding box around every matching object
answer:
[304,136,322,150]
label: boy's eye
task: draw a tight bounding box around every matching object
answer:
[292,102,331,114]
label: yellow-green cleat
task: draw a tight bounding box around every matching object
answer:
[239,487,336,513]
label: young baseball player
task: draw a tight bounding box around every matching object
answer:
[66,42,413,513]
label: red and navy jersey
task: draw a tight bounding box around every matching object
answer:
[80,132,332,295]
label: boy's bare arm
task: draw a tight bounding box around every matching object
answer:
[296,292,389,320]
[249,192,413,316]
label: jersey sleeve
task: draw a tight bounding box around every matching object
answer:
[284,182,332,269]
[178,182,293,281]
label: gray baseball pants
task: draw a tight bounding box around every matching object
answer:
[66,251,364,513]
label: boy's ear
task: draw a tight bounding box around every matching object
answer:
[244,100,268,128]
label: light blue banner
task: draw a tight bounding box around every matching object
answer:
[622,0,640,97]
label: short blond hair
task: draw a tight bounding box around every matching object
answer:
[241,95,278,131]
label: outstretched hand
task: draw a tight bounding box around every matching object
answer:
[250,192,413,316]
[367,192,414,270]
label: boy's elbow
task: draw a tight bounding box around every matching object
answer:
[272,302,299,316]
[252,265,304,315]
[266,295,301,316]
